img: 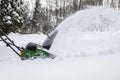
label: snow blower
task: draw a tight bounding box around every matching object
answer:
[0,28,55,60]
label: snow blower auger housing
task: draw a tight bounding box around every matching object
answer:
[0,28,55,60]
[20,43,55,60]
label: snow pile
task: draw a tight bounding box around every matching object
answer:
[50,7,120,57]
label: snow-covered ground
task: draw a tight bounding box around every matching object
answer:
[1,7,120,80]
[1,55,120,80]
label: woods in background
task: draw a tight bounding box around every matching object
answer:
[0,0,119,34]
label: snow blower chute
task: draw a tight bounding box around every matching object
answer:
[0,28,55,60]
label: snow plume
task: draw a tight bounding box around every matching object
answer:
[50,7,120,57]
[56,7,119,33]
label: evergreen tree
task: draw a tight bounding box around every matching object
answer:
[32,0,42,33]
[110,0,115,8]
[22,2,32,33]
[73,0,78,12]
[0,0,24,33]
[32,0,48,33]
[0,1,2,35]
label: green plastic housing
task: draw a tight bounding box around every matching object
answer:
[20,45,55,60]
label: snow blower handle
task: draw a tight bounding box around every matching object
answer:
[0,28,24,51]
[0,35,20,56]
[0,28,24,57]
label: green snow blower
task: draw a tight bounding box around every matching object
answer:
[0,28,55,60]
[20,42,55,60]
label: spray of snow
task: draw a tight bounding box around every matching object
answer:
[50,7,120,57]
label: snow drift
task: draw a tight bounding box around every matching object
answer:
[50,7,120,57]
